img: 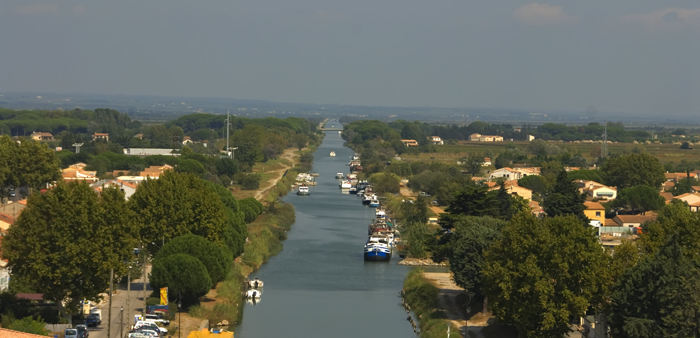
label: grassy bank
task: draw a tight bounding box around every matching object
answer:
[403,269,461,338]
[187,146,317,327]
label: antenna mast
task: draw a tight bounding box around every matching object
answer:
[73,142,83,154]
[226,110,230,158]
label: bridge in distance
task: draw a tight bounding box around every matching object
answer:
[321,127,343,131]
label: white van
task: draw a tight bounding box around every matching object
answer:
[134,321,167,335]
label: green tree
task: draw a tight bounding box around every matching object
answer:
[601,153,665,189]
[543,169,587,221]
[496,182,513,220]
[150,253,213,305]
[610,237,700,338]
[203,181,247,257]
[638,200,700,258]
[613,185,665,214]
[368,172,400,194]
[449,216,505,312]
[9,316,49,336]
[465,154,483,176]
[175,158,206,176]
[567,169,604,184]
[518,175,550,196]
[445,185,497,217]
[129,171,229,255]
[482,213,609,338]
[231,125,266,166]
[294,133,308,150]
[0,135,17,195]
[2,182,137,314]
[156,235,231,283]
[0,136,61,193]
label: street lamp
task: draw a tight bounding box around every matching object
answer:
[178,298,182,338]
[120,306,124,338]
[230,147,238,159]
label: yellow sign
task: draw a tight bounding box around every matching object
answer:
[160,287,168,305]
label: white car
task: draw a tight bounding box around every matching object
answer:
[144,314,170,326]
[135,322,167,335]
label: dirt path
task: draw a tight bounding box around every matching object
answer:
[254,149,297,201]
[423,273,468,334]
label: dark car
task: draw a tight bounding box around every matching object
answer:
[76,324,89,338]
[85,315,101,327]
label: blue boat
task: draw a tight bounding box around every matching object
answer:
[363,235,392,261]
[369,197,380,208]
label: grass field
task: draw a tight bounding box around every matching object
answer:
[401,141,700,166]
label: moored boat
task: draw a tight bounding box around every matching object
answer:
[245,289,262,299]
[330,151,336,157]
[364,235,392,261]
[362,193,374,205]
[248,278,264,288]
[335,172,344,179]
[369,196,380,208]
[349,187,357,194]
[297,184,310,195]
[340,180,352,189]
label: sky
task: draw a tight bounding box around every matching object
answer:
[0,1,698,117]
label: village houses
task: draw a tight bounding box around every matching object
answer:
[576,180,617,200]
[469,133,504,142]
[428,136,443,145]
[30,131,53,141]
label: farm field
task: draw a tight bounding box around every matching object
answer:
[399,141,700,166]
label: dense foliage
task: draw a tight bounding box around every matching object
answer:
[2,182,138,314]
[156,235,232,284]
[150,253,213,305]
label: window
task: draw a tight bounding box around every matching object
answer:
[596,211,601,217]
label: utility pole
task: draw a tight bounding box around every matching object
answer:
[120,306,124,338]
[73,143,83,154]
[226,111,230,158]
[602,122,608,158]
[126,266,130,331]
[143,254,148,316]
[107,268,113,338]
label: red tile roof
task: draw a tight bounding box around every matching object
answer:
[0,328,53,338]
[584,201,605,210]
[0,213,15,225]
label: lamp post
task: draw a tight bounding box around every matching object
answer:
[230,147,238,159]
[120,306,123,338]
[178,298,182,338]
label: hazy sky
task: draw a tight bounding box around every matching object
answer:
[1,1,698,116]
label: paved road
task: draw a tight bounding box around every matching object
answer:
[90,265,152,338]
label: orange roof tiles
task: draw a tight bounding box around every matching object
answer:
[584,201,605,210]
[0,328,53,338]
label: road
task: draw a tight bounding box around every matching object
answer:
[90,265,152,338]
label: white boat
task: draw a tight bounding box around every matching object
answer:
[297,185,310,196]
[340,180,352,189]
[248,278,264,288]
[245,289,262,299]
[335,172,344,179]
[330,151,336,157]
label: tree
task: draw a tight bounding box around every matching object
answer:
[368,172,400,194]
[496,182,513,220]
[465,154,483,176]
[449,216,505,312]
[156,235,231,283]
[601,153,665,190]
[129,171,229,255]
[294,133,308,150]
[518,175,550,196]
[0,136,61,194]
[543,169,587,221]
[680,142,690,149]
[2,182,137,314]
[0,135,16,195]
[610,237,700,338]
[638,200,700,259]
[9,316,49,336]
[613,185,665,214]
[445,185,497,217]
[231,125,265,166]
[482,213,609,338]
[175,158,206,176]
[150,253,213,305]
[203,181,247,257]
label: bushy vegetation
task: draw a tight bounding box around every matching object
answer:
[402,269,460,338]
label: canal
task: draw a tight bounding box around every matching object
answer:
[236,124,417,337]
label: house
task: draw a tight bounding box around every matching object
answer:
[487,180,533,200]
[482,157,492,167]
[489,167,540,181]
[0,200,26,219]
[691,186,700,194]
[576,180,617,200]
[530,200,544,216]
[428,136,443,145]
[0,327,60,338]
[660,192,674,204]
[662,181,675,191]
[584,201,605,225]
[117,164,174,184]
[527,135,535,141]
[674,193,700,212]
[134,134,143,139]
[92,133,109,142]
[30,131,54,141]
[401,139,419,147]
[183,136,194,145]
[664,172,698,182]
[124,148,179,156]
[62,165,98,182]
[0,213,15,231]
[469,133,504,142]
[92,179,138,199]
[613,214,657,227]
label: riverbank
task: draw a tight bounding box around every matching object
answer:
[180,144,318,333]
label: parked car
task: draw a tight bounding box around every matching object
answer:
[419,191,430,197]
[144,314,170,326]
[135,322,167,335]
[133,328,160,338]
[89,307,102,321]
[75,325,89,338]
[85,314,101,327]
[65,329,79,338]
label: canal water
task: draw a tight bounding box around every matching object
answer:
[235,124,417,338]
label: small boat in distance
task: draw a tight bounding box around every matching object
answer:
[297,184,310,196]
[248,278,264,288]
[340,180,352,189]
[245,289,262,299]
[335,172,344,179]
[330,151,336,157]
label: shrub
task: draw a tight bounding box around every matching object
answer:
[156,235,230,283]
[240,174,261,190]
[150,253,212,305]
